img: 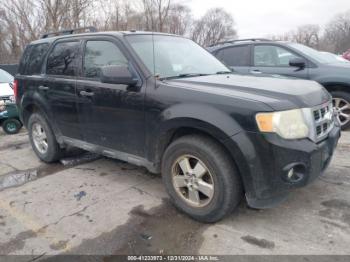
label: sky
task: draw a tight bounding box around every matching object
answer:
[185,0,350,38]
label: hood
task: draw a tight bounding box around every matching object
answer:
[324,61,350,69]
[167,74,331,111]
[0,83,14,98]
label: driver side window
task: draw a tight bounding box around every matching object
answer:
[254,45,300,67]
[84,40,128,78]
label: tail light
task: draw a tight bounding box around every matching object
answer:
[13,80,18,101]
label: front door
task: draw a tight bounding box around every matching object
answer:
[250,44,309,79]
[76,39,145,156]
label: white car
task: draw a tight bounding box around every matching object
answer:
[0,69,14,100]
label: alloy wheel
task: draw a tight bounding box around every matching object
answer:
[333,98,350,126]
[32,122,48,154]
[171,155,214,207]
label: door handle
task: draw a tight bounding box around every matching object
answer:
[38,85,49,90]
[80,90,94,97]
[250,70,262,74]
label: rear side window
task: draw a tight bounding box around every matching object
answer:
[18,45,33,75]
[83,40,128,78]
[19,43,49,75]
[26,44,50,75]
[217,46,250,67]
[46,41,80,76]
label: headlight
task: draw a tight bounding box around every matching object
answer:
[9,96,15,103]
[256,109,309,139]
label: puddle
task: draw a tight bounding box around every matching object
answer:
[60,152,101,167]
[0,170,38,191]
[0,140,30,151]
[0,152,101,191]
[63,199,210,255]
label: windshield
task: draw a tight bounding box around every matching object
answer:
[288,43,347,64]
[126,35,230,79]
[0,69,14,83]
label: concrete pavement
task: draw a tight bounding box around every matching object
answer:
[0,129,349,256]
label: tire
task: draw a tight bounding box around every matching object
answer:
[161,135,243,223]
[2,119,22,135]
[28,113,62,163]
[331,91,350,130]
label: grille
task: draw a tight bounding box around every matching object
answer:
[0,95,11,101]
[312,102,334,141]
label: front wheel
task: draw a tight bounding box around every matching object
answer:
[162,135,243,223]
[332,91,350,130]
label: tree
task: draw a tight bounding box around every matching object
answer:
[0,0,238,63]
[323,10,350,53]
[166,3,191,35]
[267,24,320,48]
[191,8,237,47]
[293,24,320,48]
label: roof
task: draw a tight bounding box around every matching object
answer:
[29,30,179,45]
[207,39,289,52]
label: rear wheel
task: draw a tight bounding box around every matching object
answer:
[331,91,350,130]
[28,113,63,162]
[162,135,243,223]
[2,119,22,135]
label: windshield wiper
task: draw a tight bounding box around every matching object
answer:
[161,73,209,80]
[216,71,232,74]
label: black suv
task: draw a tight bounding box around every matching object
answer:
[15,29,341,222]
[208,39,350,129]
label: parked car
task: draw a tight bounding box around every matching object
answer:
[0,69,15,100]
[343,49,350,61]
[208,39,350,129]
[0,100,22,134]
[16,29,340,222]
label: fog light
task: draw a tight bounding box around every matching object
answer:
[283,163,306,184]
[287,168,294,179]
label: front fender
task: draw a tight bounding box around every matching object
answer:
[146,103,244,166]
[161,103,243,138]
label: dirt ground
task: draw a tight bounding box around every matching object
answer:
[0,129,350,258]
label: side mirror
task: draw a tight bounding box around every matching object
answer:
[100,65,138,86]
[289,57,306,68]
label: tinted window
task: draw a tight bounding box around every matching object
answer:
[18,45,33,75]
[217,46,250,66]
[254,45,300,67]
[25,43,50,75]
[84,41,128,78]
[47,41,80,76]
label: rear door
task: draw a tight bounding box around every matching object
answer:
[76,37,145,156]
[250,44,308,78]
[215,45,251,74]
[44,40,82,140]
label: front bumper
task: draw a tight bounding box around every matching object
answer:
[225,124,341,209]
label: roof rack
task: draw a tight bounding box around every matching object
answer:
[209,38,271,47]
[41,26,98,39]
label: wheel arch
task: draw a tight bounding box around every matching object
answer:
[321,82,350,93]
[148,117,244,176]
[21,93,62,142]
